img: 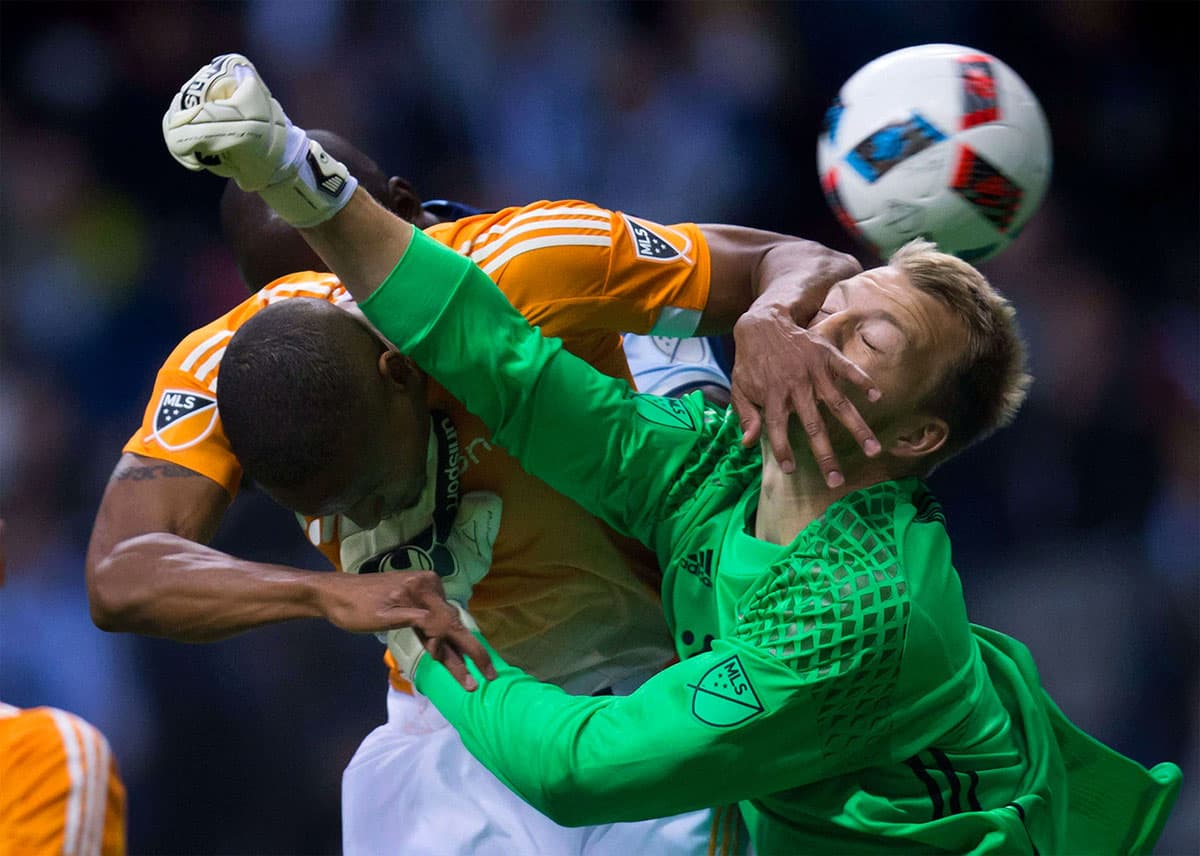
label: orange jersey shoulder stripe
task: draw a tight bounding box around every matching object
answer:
[0,704,126,856]
[427,201,711,340]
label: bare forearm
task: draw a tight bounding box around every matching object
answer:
[86,454,323,641]
[92,532,328,641]
[696,225,860,335]
[749,240,861,324]
[299,189,414,304]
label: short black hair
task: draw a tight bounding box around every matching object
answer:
[217,299,383,491]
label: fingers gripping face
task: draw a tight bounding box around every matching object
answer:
[732,309,881,485]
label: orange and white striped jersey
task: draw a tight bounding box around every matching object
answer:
[0,703,126,856]
[125,200,712,691]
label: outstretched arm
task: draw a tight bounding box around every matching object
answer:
[164,54,877,488]
[409,552,917,828]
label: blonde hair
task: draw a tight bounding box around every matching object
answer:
[888,238,1031,462]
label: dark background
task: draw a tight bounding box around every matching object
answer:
[1,1,1196,852]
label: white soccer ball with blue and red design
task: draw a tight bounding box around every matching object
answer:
[817,44,1052,262]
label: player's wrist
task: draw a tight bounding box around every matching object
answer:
[258,135,358,228]
[307,567,353,622]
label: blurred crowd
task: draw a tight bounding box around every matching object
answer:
[0,1,1195,853]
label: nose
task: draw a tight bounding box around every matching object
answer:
[810,311,850,349]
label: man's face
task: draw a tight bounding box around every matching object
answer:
[809,265,968,447]
[266,353,432,531]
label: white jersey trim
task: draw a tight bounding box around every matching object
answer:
[456,206,610,256]
[480,235,612,276]
[80,713,101,856]
[180,330,233,373]
[264,282,335,303]
[48,709,85,856]
[194,347,227,384]
[45,709,112,856]
[468,218,612,265]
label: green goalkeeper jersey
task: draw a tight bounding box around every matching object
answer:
[362,229,1181,854]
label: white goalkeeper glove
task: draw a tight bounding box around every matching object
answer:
[162,53,356,227]
[342,491,502,608]
[356,491,499,685]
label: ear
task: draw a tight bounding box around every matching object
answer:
[387,176,425,223]
[377,350,427,394]
[888,416,950,461]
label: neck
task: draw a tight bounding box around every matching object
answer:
[753,443,897,545]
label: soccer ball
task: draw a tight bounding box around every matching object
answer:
[817,44,1052,262]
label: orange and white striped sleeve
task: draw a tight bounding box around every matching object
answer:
[122,273,352,494]
[424,200,712,340]
[0,704,126,856]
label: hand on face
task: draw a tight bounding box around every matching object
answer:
[731,304,882,488]
[733,265,967,484]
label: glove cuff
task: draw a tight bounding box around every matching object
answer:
[384,602,480,684]
[258,136,358,228]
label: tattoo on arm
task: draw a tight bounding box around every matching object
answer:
[114,461,204,482]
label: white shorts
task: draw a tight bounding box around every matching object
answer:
[343,688,713,855]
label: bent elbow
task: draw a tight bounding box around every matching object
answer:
[537,796,593,828]
[86,540,151,633]
[87,555,124,632]
[535,777,623,828]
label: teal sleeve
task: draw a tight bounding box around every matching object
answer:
[416,631,861,826]
[361,229,716,554]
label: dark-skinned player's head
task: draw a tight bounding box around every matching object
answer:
[217,298,431,528]
[220,130,440,292]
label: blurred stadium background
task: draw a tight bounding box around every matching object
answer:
[0,1,1195,853]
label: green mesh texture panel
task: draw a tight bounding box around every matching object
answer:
[736,482,911,757]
